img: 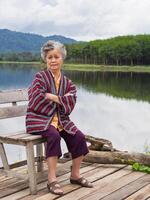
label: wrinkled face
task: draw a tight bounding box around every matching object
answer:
[45,49,63,72]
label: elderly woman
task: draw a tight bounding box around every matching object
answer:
[26,40,93,195]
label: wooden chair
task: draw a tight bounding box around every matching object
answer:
[0,89,46,194]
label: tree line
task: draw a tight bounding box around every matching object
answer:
[0,35,150,66]
[66,35,150,66]
[0,52,40,62]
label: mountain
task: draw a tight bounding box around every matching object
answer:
[0,29,77,52]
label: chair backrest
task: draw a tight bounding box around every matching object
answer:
[0,89,28,119]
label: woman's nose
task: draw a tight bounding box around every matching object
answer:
[51,57,56,61]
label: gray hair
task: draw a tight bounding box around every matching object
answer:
[41,40,67,62]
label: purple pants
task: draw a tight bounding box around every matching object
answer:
[41,125,89,159]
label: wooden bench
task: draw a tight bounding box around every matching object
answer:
[0,89,47,194]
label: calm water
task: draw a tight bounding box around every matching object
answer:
[0,64,150,165]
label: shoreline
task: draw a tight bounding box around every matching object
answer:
[0,61,150,73]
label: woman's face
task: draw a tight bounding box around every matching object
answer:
[45,49,63,72]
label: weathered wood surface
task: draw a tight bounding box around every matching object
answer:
[0,160,149,200]
[0,132,46,194]
[85,135,115,151]
[0,105,27,119]
[0,160,89,198]
[26,141,37,194]
[0,89,48,195]
[100,176,150,200]
[64,135,150,167]
[0,89,28,104]
[84,150,150,167]
[0,89,28,119]
[0,157,45,170]
[0,132,46,145]
[0,143,10,170]
[125,184,150,200]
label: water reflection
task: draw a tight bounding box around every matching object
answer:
[0,63,40,90]
[71,90,150,153]
[65,71,150,103]
[0,64,150,166]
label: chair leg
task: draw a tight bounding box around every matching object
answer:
[0,143,10,170]
[26,142,37,194]
[36,143,44,172]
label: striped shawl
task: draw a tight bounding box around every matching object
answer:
[26,69,78,135]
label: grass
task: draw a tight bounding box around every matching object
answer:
[63,64,150,73]
[0,61,40,64]
[0,61,150,73]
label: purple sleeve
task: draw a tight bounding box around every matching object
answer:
[28,72,55,115]
[58,81,77,115]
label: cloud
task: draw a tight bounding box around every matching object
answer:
[0,0,150,41]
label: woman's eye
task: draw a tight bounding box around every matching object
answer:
[47,55,61,60]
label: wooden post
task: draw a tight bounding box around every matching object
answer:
[26,142,37,194]
[36,143,44,172]
[12,102,17,106]
[0,143,10,170]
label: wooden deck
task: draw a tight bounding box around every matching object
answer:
[0,159,150,200]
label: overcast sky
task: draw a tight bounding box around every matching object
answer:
[0,0,149,41]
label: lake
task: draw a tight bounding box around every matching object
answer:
[0,63,150,165]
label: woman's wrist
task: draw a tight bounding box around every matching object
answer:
[45,93,60,104]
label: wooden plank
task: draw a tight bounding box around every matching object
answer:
[0,160,71,198]
[0,176,12,182]
[0,179,30,198]
[20,135,43,141]
[0,135,46,145]
[0,163,98,200]
[125,184,150,200]
[34,165,128,200]
[0,143,10,170]
[0,89,28,104]
[8,133,29,139]
[0,157,45,170]
[24,164,105,200]
[0,105,27,119]
[0,131,26,137]
[0,133,40,140]
[0,177,20,189]
[5,133,43,142]
[81,171,147,200]
[26,141,37,194]
[0,161,100,200]
[54,166,140,200]
[0,169,49,198]
[0,137,27,146]
[0,169,28,180]
[99,174,150,200]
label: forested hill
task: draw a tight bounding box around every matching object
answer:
[0,29,77,52]
[67,35,150,65]
[0,31,150,66]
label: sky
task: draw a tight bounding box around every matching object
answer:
[0,0,150,41]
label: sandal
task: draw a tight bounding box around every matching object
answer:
[47,181,64,195]
[70,177,93,188]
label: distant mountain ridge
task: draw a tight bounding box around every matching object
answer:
[0,29,77,52]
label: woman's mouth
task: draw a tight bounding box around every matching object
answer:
[51,64,58,67]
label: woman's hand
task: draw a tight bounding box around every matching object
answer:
[45,93,60,104]
[64,92,73,96]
